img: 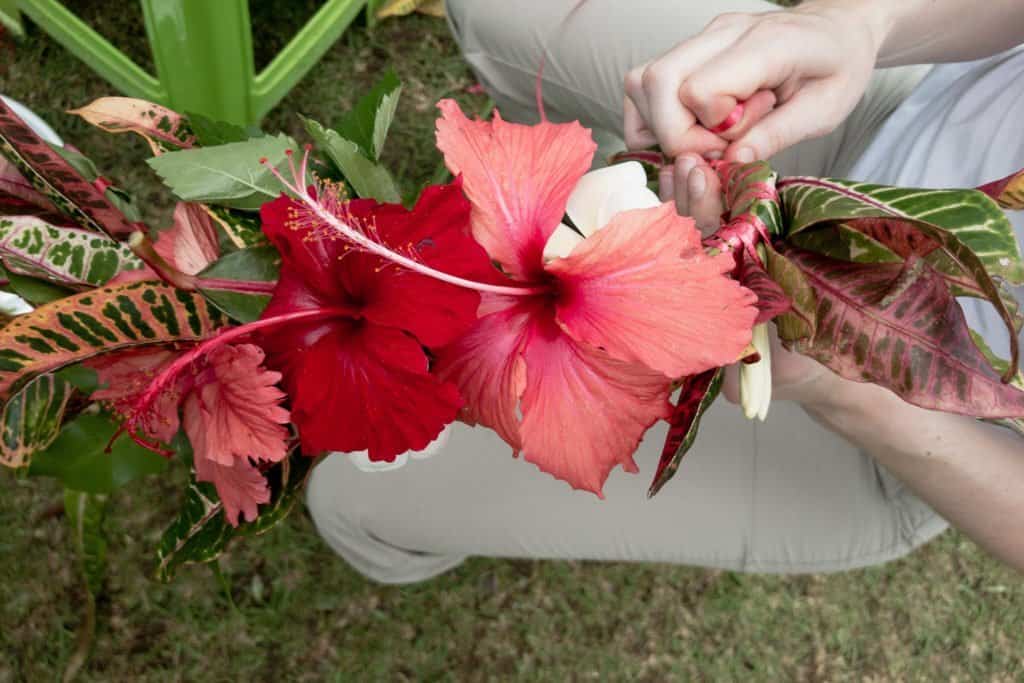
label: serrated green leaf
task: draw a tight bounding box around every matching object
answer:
[304,118,401,203]
[334,70,401,160]
[1,373,71,468]
[187,111,264,147]
[147,133,298,211]
[0,216,145,287]
[199,246,280,322]
[30,413,168,493]
[0,281,225,403]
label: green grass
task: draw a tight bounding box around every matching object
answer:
[1,2,1023,681]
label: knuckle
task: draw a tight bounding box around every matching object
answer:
[677,78,707,107]
[707,12,750,30]
[640,65,668,92]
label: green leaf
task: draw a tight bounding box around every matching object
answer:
[0,216,145,288]
[0,281,225,403]
[778,178,1024,283]
[30,413,168,493]
[649,368,722,497]
[55,363,99,393]
[154,449,313,582]
[764,243,817,343]
[790,223,903,264]
[719,161,784,237]
[781,246,1024,417]
[63,489,109,596]
[1,373,72,468]
[6,271,74,306]
[334,70,402,160]
[187,111,264,147]
[198,245,280,322]
[147,133,298,211]
[304,118,402,203]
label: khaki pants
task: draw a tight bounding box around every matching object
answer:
[306,0,945,584]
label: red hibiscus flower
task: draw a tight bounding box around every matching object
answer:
[432,100,759,495]
[256,180,494,462]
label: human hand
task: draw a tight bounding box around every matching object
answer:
[625,1,888,162]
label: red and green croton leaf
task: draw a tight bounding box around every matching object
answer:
[977,168,1024,211]
[0,281,225,405]
[717,160,784,237]
[0,215,145,288]
[0,98,142,237]
[649,368,722,498]
[778,177,1024,379]
[780,246,1024,418]
[69,97,196,156]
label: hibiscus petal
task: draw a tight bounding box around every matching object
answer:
[193,452,270,527]
[434,297,533,450]
[435,99,595,280]
[284,321,463,462]
[548,203,758,378]
[154,202,220,276]
[566,161,651,236]
[87,348,183,443]
[181,344,290,468]
[518,318,673,496]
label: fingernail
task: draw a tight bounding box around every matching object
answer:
[688,168,706,198]
[735,147,755,163]
[677,155,698,179]
[705,150,723,160]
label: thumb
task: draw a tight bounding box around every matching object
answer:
[725,85,835,162]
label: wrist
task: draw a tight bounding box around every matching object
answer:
[797,0,899,63]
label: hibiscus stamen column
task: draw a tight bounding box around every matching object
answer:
[261,149,547,298]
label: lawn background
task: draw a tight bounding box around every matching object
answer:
[1,2,1022,681]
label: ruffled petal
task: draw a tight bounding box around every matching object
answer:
[283,321,463,462]
[435,99,596,280]
[433,296,533,450]
[518,317,673,496]
[193,452,270,527]
[181,344,290,467]
[548,202,758,378]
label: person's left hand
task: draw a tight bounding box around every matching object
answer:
[663,155,841,406]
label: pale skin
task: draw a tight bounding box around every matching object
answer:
[624,0,1024,571]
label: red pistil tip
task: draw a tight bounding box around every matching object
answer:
[285,149,294,156]
[259,157,268,164]
[303,143,313,151]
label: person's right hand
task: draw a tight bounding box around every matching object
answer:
[624,1,889,163]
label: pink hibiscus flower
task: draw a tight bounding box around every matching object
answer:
[433,100,758,495]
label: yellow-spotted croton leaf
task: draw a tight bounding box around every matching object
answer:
[0,281,225,404]
[69,97,196,155]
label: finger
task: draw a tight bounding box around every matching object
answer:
[672,154,701,217]
[714,89,777,142]
[725,83,835,162]
[689,162,725,236]
[658,165,675,202]
[624,95,656,150]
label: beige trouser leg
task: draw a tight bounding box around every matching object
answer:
[305,0,945,584]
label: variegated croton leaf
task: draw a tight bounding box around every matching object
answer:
[1,373,71,467]
[780,246,1024,417]
[154,448,312,582]
[778,177,1024,380]
[0,281,225,405]
[69,97,196,155]
[649,368,723,497]
[0,98,142,237]
[0,215,145,288]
